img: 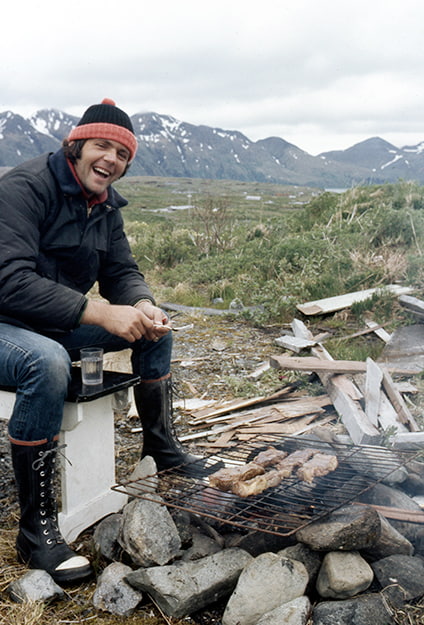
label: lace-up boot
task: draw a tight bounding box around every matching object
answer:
[11,439,92,584]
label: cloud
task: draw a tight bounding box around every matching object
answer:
[2,0,424,154]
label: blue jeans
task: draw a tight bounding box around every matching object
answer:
[0,322,172,442]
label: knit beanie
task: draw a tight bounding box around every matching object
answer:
[67,98,138,162]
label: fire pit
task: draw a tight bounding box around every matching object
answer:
[113,434,420,536]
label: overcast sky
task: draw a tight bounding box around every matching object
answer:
[2,0,424,155]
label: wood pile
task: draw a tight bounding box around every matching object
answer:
[179,288,424,452]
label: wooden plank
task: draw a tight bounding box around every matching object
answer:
[189,395,331,429]
[296,285,413,316]
[378,393,409,433]
[180,410,281,441]
[327,375,381,445]
[399,294,424,317]
[392,431,424,448]
[355,372,408,434]
[247,361,270,379]
[189,385,296,421]
[270,354,416,376]
[364,358,383,427]
[237,416,334,439]
[381,369,420,432]
[290,319,381,445]
[274,335,317,353]
[201,430,235,448]
[354,503,424,524]
[365,319,392,343]
[332,375,363,400]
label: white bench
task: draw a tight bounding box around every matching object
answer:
[0,368,140,543]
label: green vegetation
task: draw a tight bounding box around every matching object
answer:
[116,177,424,327]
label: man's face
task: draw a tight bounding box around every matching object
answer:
[73,138,130,195]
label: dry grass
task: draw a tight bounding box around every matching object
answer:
[349,247,409,281]
[394,599,424,625]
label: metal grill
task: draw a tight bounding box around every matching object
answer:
[113,434,420,537]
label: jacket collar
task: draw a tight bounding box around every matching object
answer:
[48,148,128,209]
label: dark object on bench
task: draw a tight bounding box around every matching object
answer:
[0,367,141,403]
[67,367,140,402]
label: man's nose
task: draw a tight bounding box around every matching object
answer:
[104,148,117,162]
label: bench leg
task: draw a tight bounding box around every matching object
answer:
[58,396,128,543]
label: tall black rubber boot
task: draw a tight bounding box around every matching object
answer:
[134,376,201,472]
[11,439,92,584]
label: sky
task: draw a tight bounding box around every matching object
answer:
[2,0,424,155]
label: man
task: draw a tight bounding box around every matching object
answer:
[0,98,199,584]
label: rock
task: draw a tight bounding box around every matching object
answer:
[363,513,413,560]
[93,562,142,617]
[125,547,252,618]
[296,504,380,551]
[379,324,424,373]
[180,527,223,561]
[359,482,423,543]
[118,496,181,566]
[279,543,322,592]
[93,513,123,561]
[224,528,294,556]
[229,298,244,310]
[316,551,374,599]
[8,569,64,603]
[371,554,424,605]
[125,456,159,496]
[171,509,194,547]
[256,595,311,625]
[222,552,309,625]
[312,593,394,625]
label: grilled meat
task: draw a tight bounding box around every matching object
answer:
[296,453,338,483]
[208,447,339,497]
[251,446,288,467]
[276,448,318,477]
[209,462,265,491]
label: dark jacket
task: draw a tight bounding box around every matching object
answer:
[0,149,154,333]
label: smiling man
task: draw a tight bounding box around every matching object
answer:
[0,99,202,585]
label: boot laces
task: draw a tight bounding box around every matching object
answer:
[33,446,66,545]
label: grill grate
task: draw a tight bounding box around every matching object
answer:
[113,434,420,536]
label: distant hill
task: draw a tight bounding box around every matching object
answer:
[1,108,424,188]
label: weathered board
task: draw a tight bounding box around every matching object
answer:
[297,285,413,316]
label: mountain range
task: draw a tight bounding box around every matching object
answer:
[1,108,424,188]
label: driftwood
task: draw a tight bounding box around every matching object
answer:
[179,390,333,447]
[175,301,422,451]
[283,319,422,445]
[380,368,420,431]
[269,354,417,376]
[187,385,298,422]
[365,319,392,342]
[290,320,382,445]
[275,325,387,354]
[399,294,424,320]
[296,285,413,316]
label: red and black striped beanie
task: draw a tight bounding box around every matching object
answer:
[68,98,138,162]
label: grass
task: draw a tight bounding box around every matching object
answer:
[115,177,424,325]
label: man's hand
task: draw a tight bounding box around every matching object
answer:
[80,300,170,342]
